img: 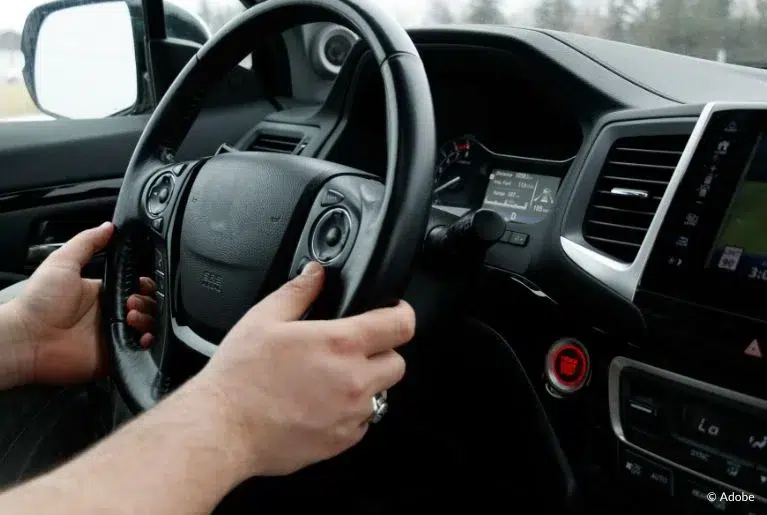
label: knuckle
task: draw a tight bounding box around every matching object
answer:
[344,373,367,402]
[327,331,358,355]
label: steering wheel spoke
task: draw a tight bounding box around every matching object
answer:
[289,174,386,317]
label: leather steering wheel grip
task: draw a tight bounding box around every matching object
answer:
[105,0,436,412]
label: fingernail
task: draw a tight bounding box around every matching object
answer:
[301,261,322,276]
[99,222,112,230]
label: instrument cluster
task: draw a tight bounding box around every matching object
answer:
[433,135,572,225]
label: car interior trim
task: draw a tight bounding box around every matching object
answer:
[608,355,767,502]
[561,104,712,300]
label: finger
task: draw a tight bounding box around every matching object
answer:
[248,261,325,322]
[47,222,114,270]
[365,350,406,394]
[139,277,157,296]
[319,301,416,356]
[127,310,156,334]
[127,294,157,314]
[139,333,155,349]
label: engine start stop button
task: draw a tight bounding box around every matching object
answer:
[545,338,590,395]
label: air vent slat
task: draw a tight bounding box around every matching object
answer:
[583,133,690,262]
[249,132,304,154]
[607,160,677,171]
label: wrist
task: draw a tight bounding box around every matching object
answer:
[174,375,258,483]
[0,300,35,390]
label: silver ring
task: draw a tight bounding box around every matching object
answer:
[369,391,388,424]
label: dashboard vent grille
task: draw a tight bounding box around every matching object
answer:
[249,132,303,154]
[583,134,690,262]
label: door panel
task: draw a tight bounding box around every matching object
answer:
[0,101,276,287]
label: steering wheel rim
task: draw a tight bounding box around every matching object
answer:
[103,0,436,412]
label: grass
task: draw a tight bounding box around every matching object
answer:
[718,181,767,255]
[0,83,40,119]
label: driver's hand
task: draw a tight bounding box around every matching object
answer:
[2,222,157,387]
[192,261,415,477]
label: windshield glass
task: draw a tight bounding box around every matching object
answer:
[380,0,767,67]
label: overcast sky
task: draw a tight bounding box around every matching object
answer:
[0,0,541,32]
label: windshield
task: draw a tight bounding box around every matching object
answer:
[380,0,767,67]
[1,0,764,122]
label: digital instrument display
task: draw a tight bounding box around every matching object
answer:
[482,170,560,224]
[709,134,767,282]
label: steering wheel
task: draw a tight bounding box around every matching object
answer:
[103,0,436,412]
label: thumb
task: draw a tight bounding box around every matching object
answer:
[47,222,114,270]
[248,262,325,322]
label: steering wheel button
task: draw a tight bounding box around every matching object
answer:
[158,187,170,203]
[152,217,164,233]
[321,189,345,206]
[545,339,590,395]
[325,226,342,246]
[311,208,352,264]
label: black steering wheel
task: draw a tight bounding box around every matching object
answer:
[103,0,436,412]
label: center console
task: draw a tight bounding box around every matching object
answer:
[610,357,767,513]
[619,103,767,513]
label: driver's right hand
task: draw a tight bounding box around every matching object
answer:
[192,261,414,477]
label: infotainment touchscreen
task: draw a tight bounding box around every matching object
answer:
[708,135,767,281]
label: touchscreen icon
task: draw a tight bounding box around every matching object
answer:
[718,246,743,271]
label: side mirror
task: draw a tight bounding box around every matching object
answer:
[21,0,213,120]
[21,0,141,119]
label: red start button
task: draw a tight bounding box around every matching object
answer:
[546,339,590,395]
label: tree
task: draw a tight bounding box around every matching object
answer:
[427,0,455,24]
[604,0,638,42]
[534,0,576,32]
[464,0,506,25]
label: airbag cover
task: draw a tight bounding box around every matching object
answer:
[178,153,312,332]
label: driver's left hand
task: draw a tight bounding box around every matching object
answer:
[4,222,157,386]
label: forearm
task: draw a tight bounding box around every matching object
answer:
[0,378,251,515]
[0,301,33,390]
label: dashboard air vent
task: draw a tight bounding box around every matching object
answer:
[249,132,304,154]
[583,134,691,262]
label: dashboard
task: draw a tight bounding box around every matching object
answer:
[239,25,767,515]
